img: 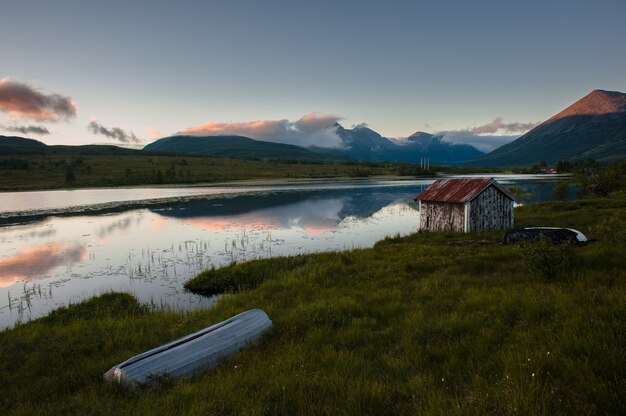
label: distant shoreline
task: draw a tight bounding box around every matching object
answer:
[0,174,568,227]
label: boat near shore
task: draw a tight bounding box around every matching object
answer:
[103,309,272,389]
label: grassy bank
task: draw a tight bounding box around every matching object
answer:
[0,153,429,191]
[1,196,625,415]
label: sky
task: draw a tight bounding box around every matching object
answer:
[1,0,625,150]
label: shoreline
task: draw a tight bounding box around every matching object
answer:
[0,176,425,225]
[1,194,624,414]
[0,174,568,223]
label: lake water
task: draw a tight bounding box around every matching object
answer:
[0,175,569,328]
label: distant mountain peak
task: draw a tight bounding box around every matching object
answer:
[407,131,434,141]
[471,89,626,166]
[409,131,431,137]
[351,124,377,134]
[547,89,626,123]
[313,124,483,164]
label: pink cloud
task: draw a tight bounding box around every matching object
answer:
[181,119,290,137]
[0,244,87,287]
[470,118,540,134]
[179,112,344,148]
[145,126,162,139]
[0,78,77,121]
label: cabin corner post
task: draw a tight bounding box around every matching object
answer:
[464,202,470,233]
[418,200,422,229]
[511,199,515,227]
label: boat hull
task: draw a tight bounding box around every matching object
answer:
[103,309,272,389]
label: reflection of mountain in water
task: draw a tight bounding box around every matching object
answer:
[150,187,421,232]
[336,191,418,219]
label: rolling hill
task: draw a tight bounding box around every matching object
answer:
[473,89,626,166]
[143,135,338,161]
[0,135,48,155]
[0,135,143,156]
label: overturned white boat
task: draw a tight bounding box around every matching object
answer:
[103,309,272,389]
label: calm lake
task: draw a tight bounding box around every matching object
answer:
[0,175,569,328]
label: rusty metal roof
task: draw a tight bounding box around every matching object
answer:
[415,178,514,203]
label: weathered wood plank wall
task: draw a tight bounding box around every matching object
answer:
[468,185,514,231]
[420,201,465,232]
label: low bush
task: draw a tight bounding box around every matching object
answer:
[517,236,574,281]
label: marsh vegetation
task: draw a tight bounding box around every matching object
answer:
[1,192,625,415]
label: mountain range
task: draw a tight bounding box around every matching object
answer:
[472,89,626,165]
[3,89,626,166]
[144,125,485,165]
[309,124,484,164]
[1,129,483,165]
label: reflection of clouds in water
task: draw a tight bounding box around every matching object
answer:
[98,215,141,238]
[25,228,57,239]
[0,225,57,244]
[183,198,346,235]
[0,244,87,287]
[151,216,168,231]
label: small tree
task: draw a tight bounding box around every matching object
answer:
[65,165,76,185]
[508,186,531,203]
[552,181,570,200]
[518,236,573,281]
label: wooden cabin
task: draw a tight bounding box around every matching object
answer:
[414,178,515,232]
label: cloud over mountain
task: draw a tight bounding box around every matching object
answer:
[470,118,540,134]
[88,120,140,144]
[1,124,50,135]
[180,112,344,148]
[438,132,519,153]
[433,118,540,152]
[0,78,77,121]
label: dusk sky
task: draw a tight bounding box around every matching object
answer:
[1,0,625,148]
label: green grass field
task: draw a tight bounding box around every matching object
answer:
[0,153,427,191]
[1,195,625,415]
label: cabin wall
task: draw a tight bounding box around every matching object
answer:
[420,201,465,232]
[468,185,514,232]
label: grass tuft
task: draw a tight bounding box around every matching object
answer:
[184,254,314,295]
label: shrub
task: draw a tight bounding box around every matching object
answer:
[517,236,573,281]
[508,185,532,202]
[552,181,570,200]
[588,215,622,243]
